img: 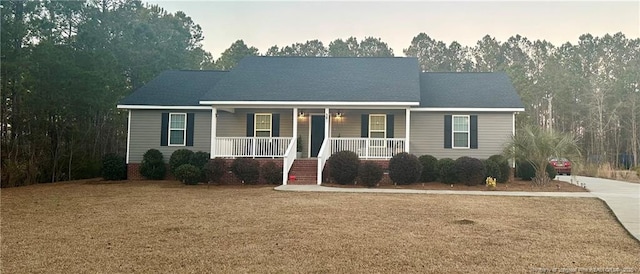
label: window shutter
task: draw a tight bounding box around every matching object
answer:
[444,115,452,149]
[272,113,280,137]
[470,115,478,149]
[361,114,369,137]
[246,113,254,137]
[386,114,394,138]
[186,113,195,146]
[161,112,169,146]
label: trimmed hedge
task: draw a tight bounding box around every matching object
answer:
[418,155,439,182]
[436,158,456,184]
[488,155,510,183]
[328,151,360,185]
[140,149,166,180]
[358,161,383,187]
[483,159,501,183]
[169,149,194,175]
[454,156,486,186]
[174,164,201,185]
[102,153,126,180]
[389,152,422,185]
[261,161,282,185]
[205,158,227,184]
[231,158,260,184]
[516,161,556,180]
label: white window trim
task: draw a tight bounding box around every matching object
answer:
[369,114,386,148]
[254,113,272,137]
[452,115,470,149]
[168,113,187,146]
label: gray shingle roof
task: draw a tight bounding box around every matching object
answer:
[119,70,227,106]
[200,56,421,103]
[419,72,525,109]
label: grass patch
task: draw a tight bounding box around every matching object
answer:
[2,180,639,272]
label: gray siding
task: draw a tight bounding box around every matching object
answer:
[128,109,212,163]
[330,109,406,138]
[217,109,293,137]
[410,112,513,159]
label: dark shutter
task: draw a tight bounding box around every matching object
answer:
[361,114,369,137]
[444,115,452,149]
[246,113,254,137]
[470,115,478,149]
[161,112,169,146]
[386,114,394,138]
[272,113,280,137]
[186,113,195,146]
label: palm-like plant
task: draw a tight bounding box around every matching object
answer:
[503,125,581,185]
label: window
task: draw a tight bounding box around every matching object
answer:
[452,115,469,148]
[369,114,386,147]
[169,113,187,146]
[255,113,272,137]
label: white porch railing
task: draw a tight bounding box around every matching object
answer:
[330,137,406,159]
[317,138,331,185]
[215,137,292,158]
[282,138,297,185]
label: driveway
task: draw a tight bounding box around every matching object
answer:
[557,175,640,241]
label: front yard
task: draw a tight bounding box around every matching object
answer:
[2,180,639,272]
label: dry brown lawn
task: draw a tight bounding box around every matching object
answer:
[2,180,639,273]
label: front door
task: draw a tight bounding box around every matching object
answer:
[310,115,325,157]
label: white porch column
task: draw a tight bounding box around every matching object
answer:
[293,107,298,147]
[324,108,330,141]
[210,107,217,159]
[405,108,411,153]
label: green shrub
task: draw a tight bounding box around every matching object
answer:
[389,152,422,185]
[231,158,260,184]
[454,156,486,186]
[102,153,126,180]
[546,164,557,180]
[205,158,227,183]
[488,155,510,183]
[358,161,383,187]
[516,161,556,180]
[328,151,360,185]
[190,151,210,181]
[418,155,439,182]
[140,149,166,180]
[174,164,201,185]
[483,159,501,183]
[261,161,282,185]
[190,151,210,169]
[436,158,457,184]
[169,149,194,175]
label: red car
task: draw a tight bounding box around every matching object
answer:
[549,158,571,175]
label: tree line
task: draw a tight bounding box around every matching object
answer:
[2,0,638,187]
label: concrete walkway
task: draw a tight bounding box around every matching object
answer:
[275,176,640,241]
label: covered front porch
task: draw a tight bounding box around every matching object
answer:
[208,106,411,185]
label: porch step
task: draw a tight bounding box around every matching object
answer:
[288,159,318,185]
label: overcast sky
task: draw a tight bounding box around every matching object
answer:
[146,0,640,59]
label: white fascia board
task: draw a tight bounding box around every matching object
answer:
[199,101,420,107]
[117,105,212,110]
[410,107,525,112]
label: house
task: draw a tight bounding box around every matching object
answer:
[117,56,525,185]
